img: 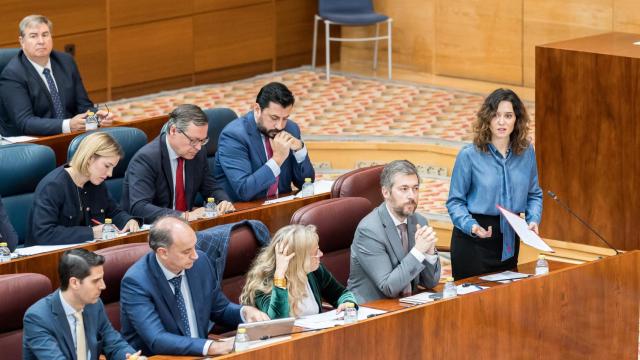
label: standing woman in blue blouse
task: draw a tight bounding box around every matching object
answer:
[446,88,543,280]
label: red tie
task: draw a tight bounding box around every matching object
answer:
[263,137,279,197]
[175,157,187,211]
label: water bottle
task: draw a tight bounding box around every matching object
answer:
[443,277,457,299]
[343,302,358,324]
[535,255,549,275]
[298,178,314,197]
[101,218,117,240]
[234,327,250,352]
[204,197,217,218]
[0,242,10,263]
[85,111,99,130]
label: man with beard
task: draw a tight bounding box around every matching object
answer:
[347,160,441,303]
[213,82,314,201]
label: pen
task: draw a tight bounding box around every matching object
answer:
[91,218,102,225]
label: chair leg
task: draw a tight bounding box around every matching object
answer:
[373,23,379,70]
[325,21,331,81]
[312,15,319,68]
[388,19,392,79]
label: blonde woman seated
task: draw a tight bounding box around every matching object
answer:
[241,224,357,319]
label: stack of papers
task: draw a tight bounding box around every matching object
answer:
[479,271,531,284]
[14,243,81,257]
[294,306,386,329]
[399,292,436,305]
[263,195,295,205]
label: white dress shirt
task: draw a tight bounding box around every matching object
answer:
[59,292,91,360]
[26,57,72,133]
[296,280,320,316]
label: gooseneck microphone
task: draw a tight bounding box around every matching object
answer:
[546,190,619,255]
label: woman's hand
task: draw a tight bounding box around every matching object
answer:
[471,224,493,238]
[528,222,539,235]
[122,219,140,233]
[274,240,295,279]
[335,302,352,314]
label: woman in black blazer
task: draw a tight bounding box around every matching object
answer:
[27,132,139,246]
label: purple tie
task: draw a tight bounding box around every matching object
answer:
[263,137,279,197]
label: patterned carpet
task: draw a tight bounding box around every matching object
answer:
[110,67,535,145]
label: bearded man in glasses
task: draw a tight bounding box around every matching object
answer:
[122,104,234,223]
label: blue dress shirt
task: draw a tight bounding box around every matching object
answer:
[446,143,543,249]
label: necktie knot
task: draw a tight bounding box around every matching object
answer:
[169,275,182,290]
[43,68,50,75]
[397,223,408,233]
[73,310,83,321]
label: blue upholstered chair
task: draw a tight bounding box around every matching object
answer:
[0,143,56,245]
[312,0,392,81]
[0,48,19,75]
[67,127,148,205]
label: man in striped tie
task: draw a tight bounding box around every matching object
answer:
[0,14,113,136]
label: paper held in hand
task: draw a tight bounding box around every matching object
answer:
[496,205,554,253]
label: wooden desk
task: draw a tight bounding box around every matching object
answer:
[0,193,329,287]
[152,252,639,359]
[25,115,168,165]
[536,32,640,250]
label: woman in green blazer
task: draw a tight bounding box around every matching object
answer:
[240,224,357,319]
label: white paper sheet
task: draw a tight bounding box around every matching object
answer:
[0,135,37,144]
[455,284,488,295]
[497,205,554,252]
[399,292,436,305]
[294,306,386,329]
[262,195,295,205]
[312,180,334,194]
[479,271,531,283]
[15,243,84,257]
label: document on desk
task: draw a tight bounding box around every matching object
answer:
[15,243,83,257]
[497,205,554,252]
[479,271,531,283]
[263,195,295,205]
[399,292,436,305]
[294,306,386,329]
[0,135,37,144]
[312,180,334,194]
[455,284,488,295]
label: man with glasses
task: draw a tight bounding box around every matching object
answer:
[122,104,234,223]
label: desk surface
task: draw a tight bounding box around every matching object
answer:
[150,252,639,359]
[539,32,640,58]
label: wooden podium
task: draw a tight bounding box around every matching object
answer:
[536,32,640,250]
[151,252,639,359]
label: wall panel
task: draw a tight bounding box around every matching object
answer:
[54,31,107,93]
[613,0,640,33]
[194,0,268,13]
[109,0,193,27]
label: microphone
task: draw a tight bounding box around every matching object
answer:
[546,190,619,255]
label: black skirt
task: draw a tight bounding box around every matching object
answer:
[450,213,520,280]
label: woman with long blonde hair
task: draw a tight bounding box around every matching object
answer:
[446,88,543,279]
[240,224,357,319]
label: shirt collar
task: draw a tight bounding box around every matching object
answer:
[59,291,78,317]
[165,137,180,161]
[26,57,52,75]
[155,253,184,280]
[488,143,512,159]
[385,202,407,227]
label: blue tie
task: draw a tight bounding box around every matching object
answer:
[168,275,191,337]
[42,68,66,119]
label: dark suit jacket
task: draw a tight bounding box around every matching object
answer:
[120,251,242,356]
[122,134,230,223]
[0,194,17,251]
[26,166,135,246]
[213,111,315,202]
[23,289,134,360]
[0,50,93,136]
[347,203,441,303]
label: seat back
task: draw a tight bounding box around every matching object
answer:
[0,144,56,244]
[67,127,148,204]
[221,225,263,303]
[0,273,53,360]
[203,108,237,158]
[95,242,150,330]
[331,165,384,207]
[290,197,373,284]
[319,0,375,15]
[0,48,19,74]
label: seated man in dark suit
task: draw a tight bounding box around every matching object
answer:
[347,160,441,303]
[23,249,140,360]
[214,82,315,201]
[0,14,113,136]
[120,216,269,356]
[122,104,234,223]
[0,194,18,251]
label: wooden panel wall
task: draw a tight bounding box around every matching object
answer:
[0,0,321,101]
[340,0,640,87]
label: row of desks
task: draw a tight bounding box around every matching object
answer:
[150,252,639,359]
[0,193,330,287]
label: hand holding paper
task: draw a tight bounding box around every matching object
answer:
[496,205,553,253]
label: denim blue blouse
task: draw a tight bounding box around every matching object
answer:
[446,143,543,240]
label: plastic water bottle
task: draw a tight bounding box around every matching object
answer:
[443,277,457,298]
[204,197,217,218]
[85,111,99,130]
[234,327,250,352]
[535,255,549,275]
[298,178,314,197]
[0,242,10,263]
[101,218,117,240]
[344,302,358,324]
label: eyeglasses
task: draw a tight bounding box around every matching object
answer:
[178,128,209,148]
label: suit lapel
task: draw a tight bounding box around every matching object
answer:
[50,56,67,109]
[378,204,406,262]
[159,135,175,207]
[20,53,55,108]
[185,267,205,337]
[51,290,77,360]
[82,306,98,360]
[407,215,419,290]
[148,254,188,336]
[245,112,268,164]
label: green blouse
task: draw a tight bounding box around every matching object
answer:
[254,263,357,319]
